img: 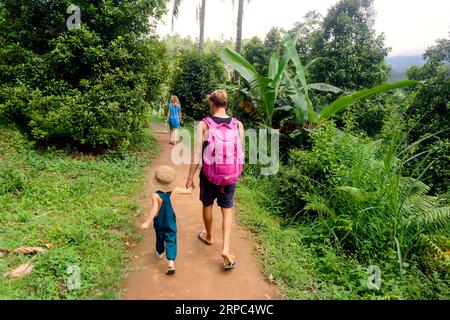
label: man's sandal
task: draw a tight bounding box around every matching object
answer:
[197,231,213,245]
[222,260,236,270]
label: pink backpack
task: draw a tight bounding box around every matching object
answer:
[202,117,244,188]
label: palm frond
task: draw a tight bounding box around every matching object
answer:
[171,0,183,31]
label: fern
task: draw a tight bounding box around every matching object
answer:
[419,234,449,261]
[413,207,450,230]
[303,193,336,217]
[400,177,430,197]
[337,186,366,202]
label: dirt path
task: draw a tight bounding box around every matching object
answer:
[121,123,281,300]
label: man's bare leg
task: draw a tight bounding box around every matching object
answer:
[220,207,234,264]
[200,205,214,244]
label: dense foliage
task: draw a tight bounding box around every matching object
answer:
[0,0,448,301]
[0,0,169,148]
[170,50,226,120]
[404,38,450,195]
[243,123,449,298]
[224,1,448,299]
[310,0,389,90]
[0,123,159,299]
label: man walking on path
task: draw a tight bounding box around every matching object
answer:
[186,90,244,269]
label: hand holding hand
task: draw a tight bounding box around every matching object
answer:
[186,177,195,189]
[140,221,150,229]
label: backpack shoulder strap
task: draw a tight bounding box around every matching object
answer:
[202,117,217,129]
[230,117,240,129]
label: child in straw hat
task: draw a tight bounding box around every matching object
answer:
[141,165,193,275]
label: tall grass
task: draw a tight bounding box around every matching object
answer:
[0,124,159,299]
[237,122,449,299]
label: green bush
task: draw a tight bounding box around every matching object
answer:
[0,1,169,148]
[404,63,450,195]
[275,124,449,267]
[343,94,400,138]
[170,50,227,120]
[240,122,449,298]
[0,161,24,195]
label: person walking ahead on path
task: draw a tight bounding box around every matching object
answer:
[185,89,244,270]
[141,166,193,275]
[166,96,182,145]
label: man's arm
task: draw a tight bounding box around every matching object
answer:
[186,121,206,188]
[238,121,244,142]
[140,193,159,229]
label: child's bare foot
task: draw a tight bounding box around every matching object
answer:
[221,251,236,270]
[155,252,164,259]
[198,231,214,245]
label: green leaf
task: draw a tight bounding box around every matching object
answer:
[269,53,279,80]
[284,33,307,90]
[318,80,418,121]
[307,83,342,93]
[221,47,263,84]
[275,106,294,112]
[305,57,320,71]
[273,50,290,85]
[221,47,272,125]
[284,71,308,114]
[284,32,315,123]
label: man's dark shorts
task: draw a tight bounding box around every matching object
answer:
[199,170,236,209]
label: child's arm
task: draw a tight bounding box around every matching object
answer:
[173,187,193,195]
[171,186,193,199]
[140,193,159,229]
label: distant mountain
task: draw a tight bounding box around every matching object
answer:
[386,55,425,82]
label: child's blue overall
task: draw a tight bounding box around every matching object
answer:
[154,191,177,261]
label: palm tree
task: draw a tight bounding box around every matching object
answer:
[171,0,206,53]
[230,0,252,82]
[235,0,245,54]
[171,0,182,31]
[198,0,206,52]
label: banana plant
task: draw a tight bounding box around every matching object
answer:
[281,32,418,127]
[221,47,289,127]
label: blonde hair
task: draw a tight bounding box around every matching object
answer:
[207,89,228,107]
[170,95,180,106]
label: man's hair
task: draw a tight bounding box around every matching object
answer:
[207,90,228,107]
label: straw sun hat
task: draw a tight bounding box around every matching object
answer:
[151,166,176,192]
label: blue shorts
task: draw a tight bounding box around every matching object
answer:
[199,171,236,209]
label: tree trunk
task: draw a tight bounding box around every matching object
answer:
[234,0,245,82]
[198,0,206,53]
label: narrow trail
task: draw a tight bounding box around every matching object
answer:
[121,123,281,300]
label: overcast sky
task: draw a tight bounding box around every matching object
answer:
[156,0,450,56]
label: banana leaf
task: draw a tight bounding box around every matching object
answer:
[318,80,418,121]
